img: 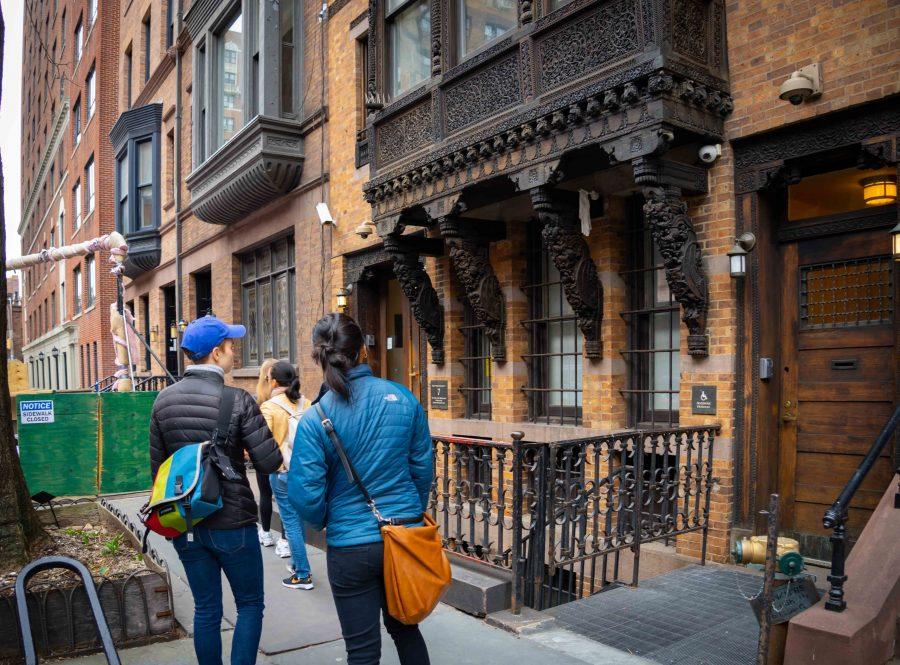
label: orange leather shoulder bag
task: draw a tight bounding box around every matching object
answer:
[316,403,451,625]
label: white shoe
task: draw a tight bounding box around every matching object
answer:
[258,528,275,547]
[274,538,292,558]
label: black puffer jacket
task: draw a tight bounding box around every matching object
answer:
[149,369,282,529]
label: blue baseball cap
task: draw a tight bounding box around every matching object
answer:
[181,315,246,361]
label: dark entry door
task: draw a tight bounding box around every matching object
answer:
[778,228,896,557]
[163,286,178,375]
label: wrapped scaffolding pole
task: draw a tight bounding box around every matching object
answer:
[6,233,137,392]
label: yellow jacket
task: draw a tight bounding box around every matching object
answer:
[260,393,311,471]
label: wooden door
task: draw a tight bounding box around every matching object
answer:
[778,229,896,558]
[379,276,427,403]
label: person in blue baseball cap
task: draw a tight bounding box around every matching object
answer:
[149,315,282,665]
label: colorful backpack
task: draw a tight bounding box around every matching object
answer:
[141,387,241,547]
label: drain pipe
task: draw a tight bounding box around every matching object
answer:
[174,0,184,376]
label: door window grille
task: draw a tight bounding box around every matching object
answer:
[800,256,893,329]
[621,204,680,427]
[459,301,492,419]
[523,222,582,425]
[240,236,295,366]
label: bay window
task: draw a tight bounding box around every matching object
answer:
[387,0,430,100]
[217,11,244,147]
[457,0,516,59]
[114,135,160,234]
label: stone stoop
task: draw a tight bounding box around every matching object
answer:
[785,473,900,665]
[442,553,512,617]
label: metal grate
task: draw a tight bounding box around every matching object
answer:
[458,301,492,419]
[620,203,680,427]
[800,255,893,329]
[522,221,583,425]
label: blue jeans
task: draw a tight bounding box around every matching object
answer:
[328,541,429,665]
[270,472,311,577]
[173,525,264,665]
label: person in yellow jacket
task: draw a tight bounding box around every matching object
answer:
[259,361,314,589]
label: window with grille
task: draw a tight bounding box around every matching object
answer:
[459,301,492,419]
[240,236,295,366]
[523,222,583,425]
[800,256,893,329]
[622,204,680,427]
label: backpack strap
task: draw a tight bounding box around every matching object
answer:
[315,403,421,527]
[206,387,242,482]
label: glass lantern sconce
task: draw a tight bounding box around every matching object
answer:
[727,232,757,278]
[336,285,353,312]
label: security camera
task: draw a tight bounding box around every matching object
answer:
[699,144,722,164]
[779,64,822,105]
[316,202,335,226]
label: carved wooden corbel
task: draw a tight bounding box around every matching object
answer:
[529,187,603,359]
[439,217,506,362]
[641,187,710,356]
[383,234,445,364]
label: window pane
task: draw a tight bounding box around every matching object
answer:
[458,0,516,58]
[280,0,294,115]
[218,12,244,147]
[389,0,430,99]
[244,284,258,364]
[549,0,574,10]
[138,140,152,185]
[260,279,273,359]
[138,185,154,228]
[273,239,288,269]
[275,273,290,358]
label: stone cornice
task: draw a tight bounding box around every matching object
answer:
[20,99,70,236]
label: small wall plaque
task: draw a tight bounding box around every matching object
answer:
[430,380,448,411]
[691,385,717,415]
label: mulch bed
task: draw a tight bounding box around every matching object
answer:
[0,523,146,589]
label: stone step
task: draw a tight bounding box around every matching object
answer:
[443,553,512,617]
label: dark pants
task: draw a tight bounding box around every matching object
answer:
[174,525,264,665]
[255,471,273,531]
[327,541,430,665]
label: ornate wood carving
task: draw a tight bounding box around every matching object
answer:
[444,55,521,134]
[641,187,709,356]
[365,0,383,111]
[377,100,434,166]
[431,0,442,76]
[535,0,639,93]
[671,0,707,61]
[440,218,506,362]
[530,187,603,359]
[519,0,534,25]
[384,235,446,364]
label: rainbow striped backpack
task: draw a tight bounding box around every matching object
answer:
[141,387,241,547]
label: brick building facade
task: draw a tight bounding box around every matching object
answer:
[23,0,896,608]
[19,0,121,391]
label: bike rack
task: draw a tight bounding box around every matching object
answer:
[14,556,121,665]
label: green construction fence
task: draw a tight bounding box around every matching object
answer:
[16,391,158,497]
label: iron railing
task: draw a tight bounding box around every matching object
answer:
[134,375,180,391]
[822,403,900,612]
[428,425,719,611]
[92,375,118,393]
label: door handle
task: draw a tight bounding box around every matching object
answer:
[781,400,797,423]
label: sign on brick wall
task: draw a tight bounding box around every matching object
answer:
[691,386,717,415]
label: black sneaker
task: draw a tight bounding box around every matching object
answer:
[282,574,314,590]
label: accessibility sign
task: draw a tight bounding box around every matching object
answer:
[19,400,55,424]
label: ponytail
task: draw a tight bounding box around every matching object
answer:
[286,377,302,403]
[269,361,300,404]
[311,313,364,401]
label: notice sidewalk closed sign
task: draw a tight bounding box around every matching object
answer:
[20,400,55,424]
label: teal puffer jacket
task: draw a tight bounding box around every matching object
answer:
[287,363,433,547]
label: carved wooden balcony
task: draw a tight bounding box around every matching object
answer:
[186,115,304,225]
[363,0,731,223]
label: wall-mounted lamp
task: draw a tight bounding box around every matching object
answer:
[891,221,900,262]
[336,285,353,311]
[860,175,897,206]
[150,325,159,344]
[170,319,186,340]
[51,347,59,359]
[727,232,757,279]
[38,351,45,361]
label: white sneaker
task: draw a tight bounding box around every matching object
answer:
[258,528,276,547]
[274,538,292,558]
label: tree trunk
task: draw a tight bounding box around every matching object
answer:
[0,5,45,568]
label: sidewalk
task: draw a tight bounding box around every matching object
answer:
[83,490,650,664]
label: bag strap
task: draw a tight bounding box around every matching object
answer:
[315,403,421,527]
[207,387,242,482]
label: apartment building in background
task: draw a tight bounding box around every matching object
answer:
[19,0,121,390]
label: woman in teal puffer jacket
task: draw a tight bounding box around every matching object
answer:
[288,313,432,665]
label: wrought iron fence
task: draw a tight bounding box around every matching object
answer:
[134,375,180,392]
[428,425,719,612]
